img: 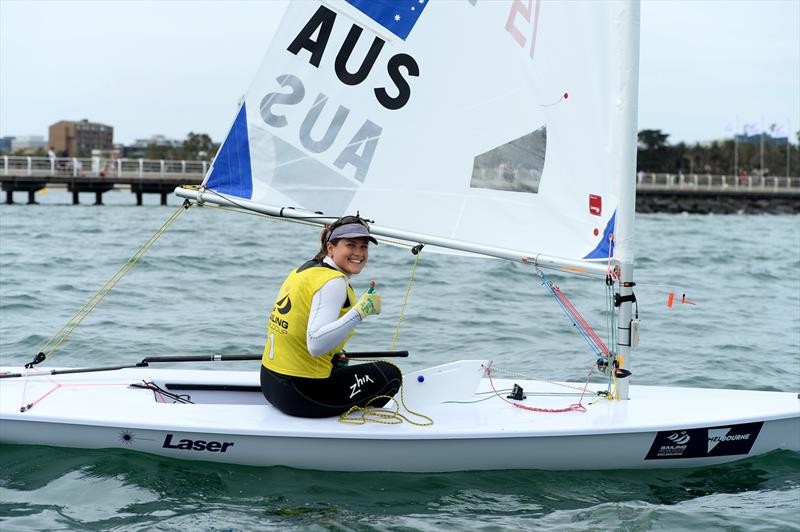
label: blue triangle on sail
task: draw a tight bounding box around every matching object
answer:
[583,211,616,260]
[205,104,253,199]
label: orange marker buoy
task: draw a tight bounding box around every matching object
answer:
[668,291,696,308]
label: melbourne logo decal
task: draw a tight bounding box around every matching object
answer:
[707,427,754,453]
[645,422,763,460]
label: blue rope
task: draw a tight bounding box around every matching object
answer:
[539,272,604,356]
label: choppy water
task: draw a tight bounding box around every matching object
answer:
[1,190,798,530]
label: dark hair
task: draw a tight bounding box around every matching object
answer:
[312,215,369,261]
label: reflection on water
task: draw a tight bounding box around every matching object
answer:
[1,444,798,529]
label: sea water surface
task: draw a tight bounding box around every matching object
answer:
[1,190,798,530]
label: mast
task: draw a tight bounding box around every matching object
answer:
[612,1,641,400]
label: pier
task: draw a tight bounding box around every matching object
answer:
[1,156,206,205]
[636,172,799,214]
[1,156,799,212]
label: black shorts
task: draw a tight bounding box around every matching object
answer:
[260,362,402,418]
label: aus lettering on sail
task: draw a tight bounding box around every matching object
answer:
[258,3,423,184]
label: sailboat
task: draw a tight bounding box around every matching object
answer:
[1,0,797,472]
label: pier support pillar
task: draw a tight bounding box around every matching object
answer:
[94,191,103,205]
[27,190,37,204]
[5,190,13,204]
[136,192,143,206]
[72,190,80,205]
[160,192,168,206]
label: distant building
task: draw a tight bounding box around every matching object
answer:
[145,134,183,148]
[10,135,46,152]
[122,134,183,158]
[0,136,14,153]
[49,119,113,157]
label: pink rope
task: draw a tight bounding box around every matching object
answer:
[551,285,609,355]
[486,364,589,413]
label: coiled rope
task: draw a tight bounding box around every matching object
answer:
[338,361,433,426]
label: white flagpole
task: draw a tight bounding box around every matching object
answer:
[787,119,791,178]
[734,116,739,175]
[760,117,765,178]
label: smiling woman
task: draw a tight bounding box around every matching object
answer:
[259,214,402,418]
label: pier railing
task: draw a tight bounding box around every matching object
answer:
[637,172,800,193]
[2,156,798,191]
[1,155,208,179]
[1,156,799,210]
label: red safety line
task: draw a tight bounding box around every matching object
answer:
[20,380,131,412]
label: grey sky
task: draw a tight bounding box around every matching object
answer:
[1,0,798,145]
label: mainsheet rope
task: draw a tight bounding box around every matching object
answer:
[29,202,190,367]
[390,245,423,352]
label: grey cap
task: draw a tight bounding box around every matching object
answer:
[328,222,378,244]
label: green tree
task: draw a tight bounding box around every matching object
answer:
[183,132,214,159]
[637,129,673,172]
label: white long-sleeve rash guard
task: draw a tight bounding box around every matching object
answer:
[306,256,364,356]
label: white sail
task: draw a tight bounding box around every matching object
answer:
[202,0,639,266]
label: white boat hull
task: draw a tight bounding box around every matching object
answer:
[2,361,798,472]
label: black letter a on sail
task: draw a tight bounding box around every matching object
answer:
[287,5,336,68]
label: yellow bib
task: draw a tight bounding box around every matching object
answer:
[262,261,356,378]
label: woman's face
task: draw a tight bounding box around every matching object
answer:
[327,238,370,275]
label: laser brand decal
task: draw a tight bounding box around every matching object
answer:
[645,422,763,460]
[349,373,374,398]
[119,430,135,445]
[162,434,235,453]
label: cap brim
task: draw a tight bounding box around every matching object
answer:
[335,232,378,244]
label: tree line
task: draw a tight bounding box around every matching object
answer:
[637,129,799,177]
[140,132,219,160]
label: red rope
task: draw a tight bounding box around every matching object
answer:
[20,377,130,412]
[551,285,609,355]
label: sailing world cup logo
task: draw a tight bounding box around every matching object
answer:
[667,431,690,445]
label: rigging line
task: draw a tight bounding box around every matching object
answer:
[32,202,190,366]
[488,365,601,394]
[390,245,423,352]
[537,270,608,356]
[19,378,130,412]
[485,363,587,413]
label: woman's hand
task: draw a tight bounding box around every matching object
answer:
[355,291,381,318]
